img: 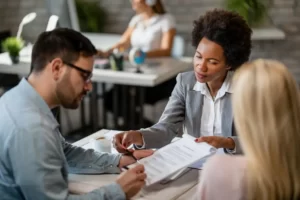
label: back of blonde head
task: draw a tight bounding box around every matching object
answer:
[233,59,300,200]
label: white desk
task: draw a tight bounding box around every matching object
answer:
[92,58,191,130]
[0,56,192,131]
[92,58,191,87]
[0,57,192,87]
[70,129,200,200]
[0,62,30,76]
[83,33,121,51]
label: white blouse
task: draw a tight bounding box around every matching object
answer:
[193,71,234,137]
[128,13,176,52]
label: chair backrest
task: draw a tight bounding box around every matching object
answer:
[44,0,80,31]
[46,15,59,31]
[171,35,185,58]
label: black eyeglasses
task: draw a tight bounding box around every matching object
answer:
[63,61,93,83]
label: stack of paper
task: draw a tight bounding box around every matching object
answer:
[131,136,216,186]
[98,130,218,171]
[81,130,217,185]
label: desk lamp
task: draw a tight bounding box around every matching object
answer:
[16,12,37,39]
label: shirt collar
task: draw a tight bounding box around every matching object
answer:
[148,14,160,25]
[138,14,160,27]
[18,78,59,128]
[193,71,234,95]
[220,71,234,94]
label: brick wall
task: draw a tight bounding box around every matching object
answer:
[0,0,49,39]
[0,0,299,81]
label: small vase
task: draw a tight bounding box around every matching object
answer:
[9,55,20,64]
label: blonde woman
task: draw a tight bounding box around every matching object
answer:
[195,59,300,200]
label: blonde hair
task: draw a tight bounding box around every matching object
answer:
[233,59,300,200]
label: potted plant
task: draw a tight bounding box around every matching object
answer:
[225,0,267,26]
[2,37,24,64]
[75,0,107,32]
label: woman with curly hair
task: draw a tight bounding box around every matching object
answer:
[113,9,252,154]
[196,59,300,200]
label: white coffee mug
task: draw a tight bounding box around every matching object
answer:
[90,138,112,153]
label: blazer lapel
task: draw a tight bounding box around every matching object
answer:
[221,93,233,137]
[186,90,204,138]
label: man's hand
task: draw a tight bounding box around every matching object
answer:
[118,150,154,168]
[195,136,235,149]
[116,164,146,199]
[113,131,144,153]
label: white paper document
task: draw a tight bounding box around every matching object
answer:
[181,133,225,170]
[136,137,216,186]
[188,148,225,169]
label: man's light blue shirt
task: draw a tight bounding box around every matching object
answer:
[0,78,126,200]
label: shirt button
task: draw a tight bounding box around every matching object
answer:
[110,165,113,168]
[89,166,92,168]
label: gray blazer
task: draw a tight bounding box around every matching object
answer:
[140,71,242,154]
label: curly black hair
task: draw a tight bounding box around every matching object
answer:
[192,9,252,70]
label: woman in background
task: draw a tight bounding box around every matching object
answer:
[98,0,176,58]
[102,0,177,126]
[196,59,300,200]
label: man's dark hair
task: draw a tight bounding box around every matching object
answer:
[31,28,97,73]
[192,9,252,70]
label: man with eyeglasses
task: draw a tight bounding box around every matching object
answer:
[0,28,152,200]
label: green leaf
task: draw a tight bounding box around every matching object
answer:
[75,0,107,32]
[224,0,267,26]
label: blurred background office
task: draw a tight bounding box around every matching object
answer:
[0,0,299,140]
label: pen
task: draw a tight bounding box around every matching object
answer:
[121,149,139,171]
